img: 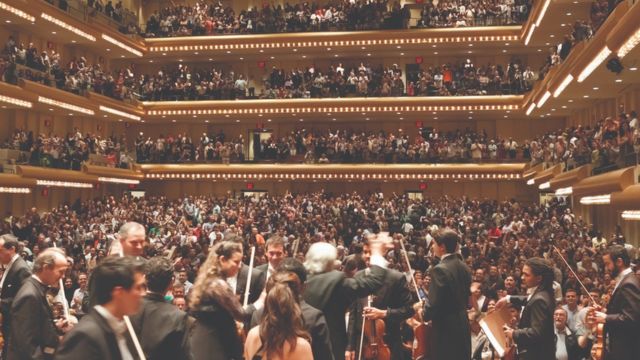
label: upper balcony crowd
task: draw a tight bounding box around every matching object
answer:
[0,36,532,102]
[142,0,532,38]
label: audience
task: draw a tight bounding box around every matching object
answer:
[417,0,531,28]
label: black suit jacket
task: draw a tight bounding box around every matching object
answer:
[0,257,31,340]
[251,300,334,360]
[604,271,640,360]
[423,254,472,360]
[510,288,556,360]
[304,265,386,360]
[348,269,414,360]
[54,309,124,360]
[236,263,263,304]
[129,292,193,360]
[253,263,269,294]
[9,277,60,360]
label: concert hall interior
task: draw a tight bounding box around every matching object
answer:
[0,0,639,360]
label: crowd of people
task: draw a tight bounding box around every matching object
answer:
[0,128,131,170]
[0,190,638,359]
[135,59,531,102]
[44,0,141,35]
[142,0,531,38]
[0,36,136,102]
[416,0,531,28]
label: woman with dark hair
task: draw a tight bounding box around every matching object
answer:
[189,241,258,360]
[497,257,556,360]
[244,271,312,360]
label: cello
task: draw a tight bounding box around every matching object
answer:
[552,246,604,360]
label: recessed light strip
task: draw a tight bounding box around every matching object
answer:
[98,177,140,185]
[537,91,551,108]
[0,95,32,108]
[526,103,536,116]
[36,180,94,188]
[553,75,574,98]
[101,34,143,57]
[555,186,573,196]
[535,0,551,27]
[579,194,611,205]
[99,105,141,121]
[525,24,536,46]
[0,187,31,193]
[41,13,96,41]
[0,2,35,22]
[617,28,640,59]
[621,210,640,220]
[577,47,611,83]
[38,96,94,115]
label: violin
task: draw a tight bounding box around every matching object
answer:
[360,295,391,360]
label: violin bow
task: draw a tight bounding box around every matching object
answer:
[243,246,256,307]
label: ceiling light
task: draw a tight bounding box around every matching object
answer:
[615,79,623,83]
[536,0,551,27]
[101,34,142,56]
[525,24,536,45]
[0,2,35,22]
[566,12,572,16]
[580,194,610,205]
[537,91,551,108]
[526,103,536,116]
[38,96,93,115]
[0,94,32,108]
[555,187,573,196]
[538,182,550,190]
[630,67,638,71]
[553,74,573,97]
[578,47,611,82]
[621,210,640,220]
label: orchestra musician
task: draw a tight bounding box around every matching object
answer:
[589,245,640,360]
[255,237,286,292]
[498,257,556,360]
[303,236,388,360]
[422,229,472,360]
[0,234,31,359]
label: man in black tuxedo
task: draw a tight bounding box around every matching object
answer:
[255,236,286,292]
[347,242,414,360]
[55,256,146,360]
[9,248,70,360]
[498,257,556,360]
[251,258,334,360]
[591,245,640,360]
[0,234,31,359]
[422,229,472,360]
[236,262,263,304]
[304,237,388,360]
[130,256,193,360]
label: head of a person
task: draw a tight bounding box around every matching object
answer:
[522,257,554,292]
[172,283,185,298]
[118,222,146,257]
[145,256,174,294]
[260,272,309,359]
[276,257,307,285]
[553,307,568,331]
[433,229,459,257]
[304,242,337,275]
[92,256,146,319]
[265,236,286,269]
[564,288,578,308]
[0,234,21,265]
[177,269,188,284]
[33,248,68,286]
[78,273,88,289]
[173,296,187,311]
[603,245,630,278]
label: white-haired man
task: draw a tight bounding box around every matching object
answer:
[303,234,389,360]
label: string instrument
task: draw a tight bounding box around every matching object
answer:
[552,246,604,360]
[359,295,391,360]
[238,246,257,343]
[398,237,430,360]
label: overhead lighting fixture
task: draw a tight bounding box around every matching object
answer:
[99,105,141,121]
[555,187,573,196]
[101,34,143,57]
[617,28,640,59]
[41,13,95,41]
[0,94,32,108]
[578,47,611,82]
[0,187,30,194]
[553,75,574,97]
[538,181,550,190]
[621,210,640,220]
[579,194,611,205]
[537,91,551,108]
[0,2,35,22]
[36,180,94,188]
[526,103,536,116]
[527,178,535,185]
[98,177,140,185]
[535,0,551,27]
[38,96,94,115]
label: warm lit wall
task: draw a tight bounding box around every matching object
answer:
[567,86,640,127]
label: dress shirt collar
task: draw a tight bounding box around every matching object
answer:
[3,254,20,271]
[613,267,632,293]
[94,305,127,336]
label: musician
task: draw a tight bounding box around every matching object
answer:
[55,256,146,360]
[303,238,388,360]
[590,245,640,360]
[347,242,415,360]
[422,229,472,360]
[0,234,31,359]
[9,248,70,359]
[251,258,335,360]
[130,256,193,360]
[498,257,556,360]
[236,262,262,304]
[255,236,286,291]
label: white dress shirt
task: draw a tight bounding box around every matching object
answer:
[0,254,20,295]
